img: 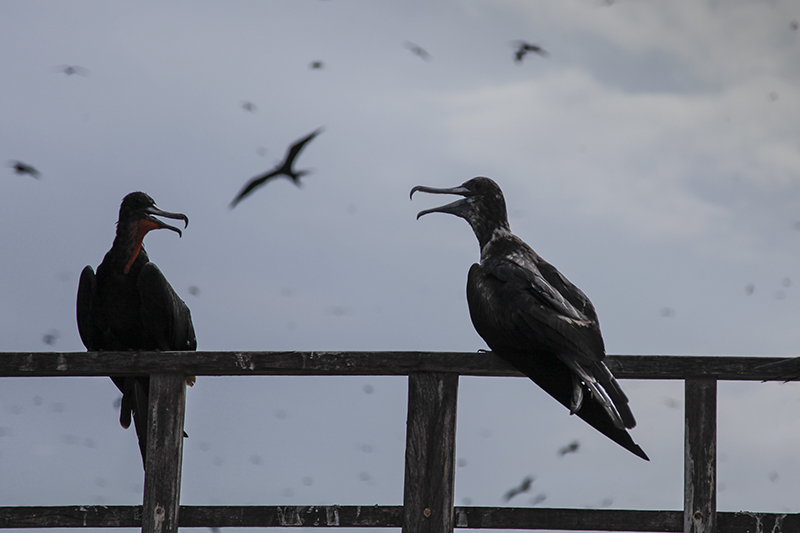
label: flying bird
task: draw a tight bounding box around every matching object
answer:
[229,127,324,208]
[503,475,535,502]
[558,440,580,456]
[404,41,431,61]
[77,192,196,466]
[9,160,40,179]
[42,329,60,346]
[512,41,548,63]
[241,101,257,113]
[309,60,324,69]
[411,177,647,460]
[55,64,90,76]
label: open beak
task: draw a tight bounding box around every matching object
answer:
[410,184,472,219]
[143,205,189,237]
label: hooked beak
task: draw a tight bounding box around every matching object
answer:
[143,205,189,237]
[410,184,472,219]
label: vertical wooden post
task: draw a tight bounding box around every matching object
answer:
[142,373,187,533]
[402,372,459,533]
[684,377,717,533]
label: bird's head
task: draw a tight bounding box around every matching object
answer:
[119,192,189,236]
[410,176,510,249]
[116,192,189,273]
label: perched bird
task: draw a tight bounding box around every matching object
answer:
[404,41,432,61]
[229,127,324,208]
[55,64,90,76]
[9,160,40,179]
[77,192,196,466]
[503,475,535,502]
[411,177,647,460]
[512,41,548,63]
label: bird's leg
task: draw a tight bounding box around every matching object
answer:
[569,375,585,415]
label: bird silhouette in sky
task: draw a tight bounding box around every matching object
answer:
[512,41,548,63]
[404,41,431,61]
[9,160,40,179]
[229,127,324,208]
[55,65,90,76]
[503,475,535,502]
[558,440,580,456]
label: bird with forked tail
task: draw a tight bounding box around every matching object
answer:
[229,127,323,208]
[411,177,647,460]
[77,192,196,467]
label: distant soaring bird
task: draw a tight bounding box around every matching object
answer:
[77,192,196,467]
[309,60,324,69]
[229,127,324,208]
[512,41,548,63]
[411,177,647,460]
[404,41,432,61]
[503,475,535,502]
[558,440,580,456]
[55,65,90,76]
[8,160,40,179]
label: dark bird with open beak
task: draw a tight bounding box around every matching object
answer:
[77,192,196,466]
[411,177,647,460]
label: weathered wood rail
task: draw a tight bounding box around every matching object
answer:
[0,351,797,532]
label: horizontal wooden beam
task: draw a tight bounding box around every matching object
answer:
[0,506,796,530]
[0,351,787,380]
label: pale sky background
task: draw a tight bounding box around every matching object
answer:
[2,1,800,531]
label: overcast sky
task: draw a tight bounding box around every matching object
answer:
[2,1,800,531]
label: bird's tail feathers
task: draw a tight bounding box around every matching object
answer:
[560,356,634,430]
[756,357,800,382]
[499,351,648,460]
[131,378,150,465]
[568,374,584,415]
[592,361,637,429]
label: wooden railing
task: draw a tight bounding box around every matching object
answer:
[0,351,797,532]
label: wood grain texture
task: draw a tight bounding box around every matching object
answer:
[142,374,186,533]
[0,351,787,380]
[1,506,797,530]
[403,372,459,533]
[684,377,716,533]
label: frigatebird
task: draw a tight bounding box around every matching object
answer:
[229,127,324,208]
[77,192,196,465]
[9,160,40,179]
[512,41,548,63]
[404,41,432,61]
[411,177,647,460]
[558,439,580,457]
[55,64,90,76]
[503,475,534,502]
